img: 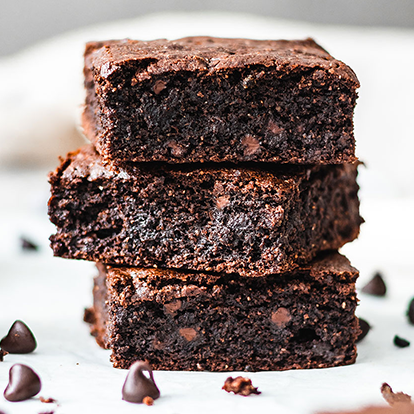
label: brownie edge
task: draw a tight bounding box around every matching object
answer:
[83,36,358,165]
[48,145,362,276]
[87,252,360,371]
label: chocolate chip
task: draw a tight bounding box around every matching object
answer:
[0,349,8,361]
[361,272,386,296]
[20,237,38,251]
[407,298,414,325]
[222,376,261,396]
[356,318,371,342]
[0,320,37,354]
[179,327,197,341]
[153,80,167,94]
[122,361,160,403]
[241,135,261,156]
[381,383,411,406]
[4,364,42,402]
[271,307,292,328]
[394,335,410,348]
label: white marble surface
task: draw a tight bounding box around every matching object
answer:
[0,170,413,414]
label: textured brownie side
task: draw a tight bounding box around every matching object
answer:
[84,263,109,349]
[87,252,360,371]
[83,36,358,165]
[48,146,362,276]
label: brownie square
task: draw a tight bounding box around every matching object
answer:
[48,145,362,276]
[83,36,359,165]
[85,252,360,371]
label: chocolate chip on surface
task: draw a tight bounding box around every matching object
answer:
[0,320,37,354]
[3,364,42,402]
[20,237,38,251]
[356,318,371,343]
[394,335,410,348]
[361,272,387,296]
[222,376,261,396]
[407,298,414,324]
[381,383,412,406]
[122,361,160,404]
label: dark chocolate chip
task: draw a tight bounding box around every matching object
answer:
[0,320,37,354]
[394,335,410,348]
[356,318,371,343]
[4,364,42,402]
[381,383,411,406]
[122,361,160,404]
[20,237,38,251]
[361,272,387,296]
[0,349,8,361]
[407,298,414,325]
[222,376,261,396]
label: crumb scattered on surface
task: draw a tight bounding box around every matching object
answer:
[0,349,8,361]
[143,396,154,406]
[381,383,412,406]
[20,237,39,251]
[222,376,261,396]
[39,397,57,403]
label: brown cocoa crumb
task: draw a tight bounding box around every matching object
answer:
[83,308,96,324]
[143,396,154,406]
[39,397,57,403]
[222,376,261,396]
[0,349,8,361]
[381,383,412,406]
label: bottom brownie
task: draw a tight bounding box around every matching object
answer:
[85,252,360,371]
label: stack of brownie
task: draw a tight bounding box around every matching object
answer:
[48,37,363,371]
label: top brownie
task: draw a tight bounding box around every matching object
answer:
[83,36,359,165]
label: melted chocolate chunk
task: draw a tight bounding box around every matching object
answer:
[356,318,371,343]
[361,272,386,296]
[3,364,42,402]
[20,237,38,251]
[381,383,412,406]
[407,298,414,325]
[122,361,160,403]
[222,376,261,396]
[0,320,37,354]
[394,335,410,348]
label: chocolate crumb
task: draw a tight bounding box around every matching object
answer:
[20,237,38,251]
[407,298,414,325]
[143,396,154,406]
[39,397,57,403]
[83,308,96,324]
[356,318,371,342]
[394,335,410,348]
[222,376,261,396]
[0,349,8,361]
[361,272,386,296]
[381,383,412,406]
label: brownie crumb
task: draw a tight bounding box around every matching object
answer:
[356,318,371,343]
[222,376,261,396]
[39,397,57,403]
[381,383,412,406]
[361,272,386,296]
[394,335,410,348]
[143,396,154,406]
[83,308,96,324]
[20,237,38,251]
[407,298,414,325]
[0,349,8,361]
